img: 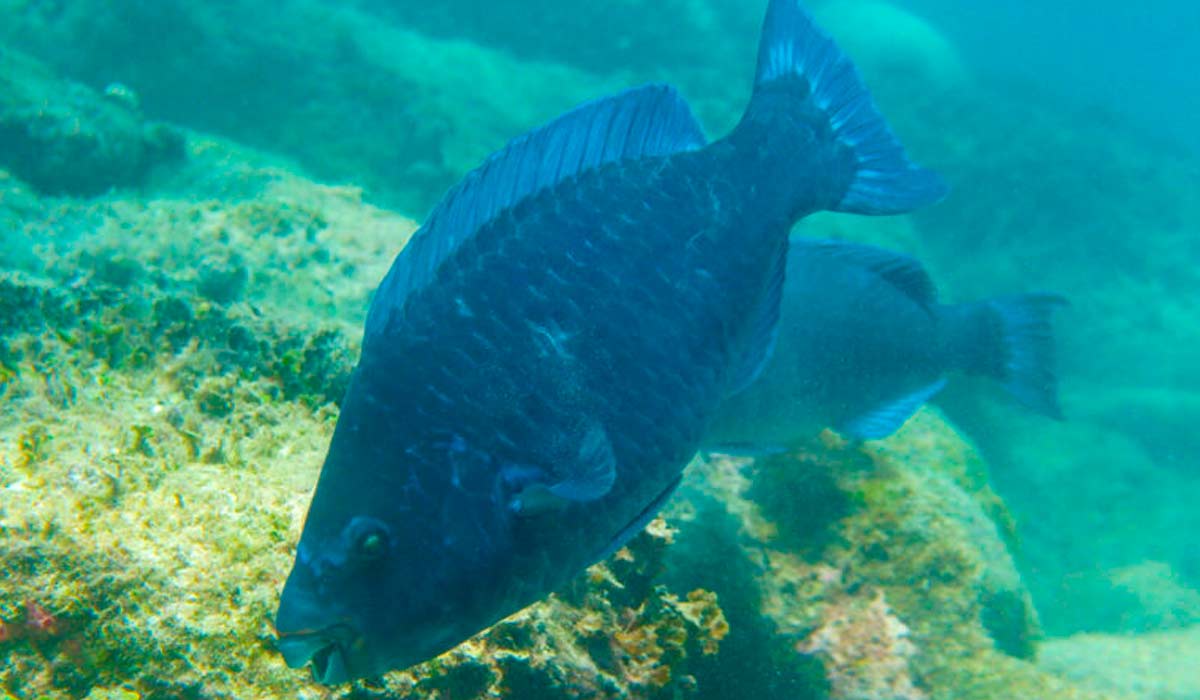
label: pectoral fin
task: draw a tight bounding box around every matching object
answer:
[839,378,947,440]
[507,420,617,516]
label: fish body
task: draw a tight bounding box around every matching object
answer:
[707,238,1065,449]
[276,0,944,682]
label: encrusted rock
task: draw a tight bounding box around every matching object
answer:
[0,49,183,196]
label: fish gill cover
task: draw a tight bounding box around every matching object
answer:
[1,0,1199,699]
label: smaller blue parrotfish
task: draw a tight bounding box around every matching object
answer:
[706,236,1066,451]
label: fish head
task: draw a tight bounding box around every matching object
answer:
[275,509,464,683]
[274,365,536,682]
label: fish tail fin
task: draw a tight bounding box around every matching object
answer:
[946,294,1068,418]
[745,0,946,215]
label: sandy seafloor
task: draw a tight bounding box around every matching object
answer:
[1,0,1199,698]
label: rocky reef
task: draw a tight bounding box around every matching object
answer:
[0,201,1123,698]
[0,166,727,699]
[0,52,738,694]
[662,416,1120,700]
[2,2,1199,698]
[0,0,626,215]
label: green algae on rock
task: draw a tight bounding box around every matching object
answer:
[1,118,730,696]
[667,412,1125,700]
[0,268,727,699]
[1,134,1129,698]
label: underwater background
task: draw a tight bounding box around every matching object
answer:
[0,0,1197,698]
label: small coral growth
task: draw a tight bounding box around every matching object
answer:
[799,589,924,700]
[335,520,727,700]
[680,412,1119,700]
[0,600,64,648]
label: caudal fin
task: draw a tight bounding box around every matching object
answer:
[950,294,1068,419]
[750,0,946,215]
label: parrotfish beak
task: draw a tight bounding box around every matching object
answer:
[276,625,357,684]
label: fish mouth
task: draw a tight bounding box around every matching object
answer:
[276,625,356,684]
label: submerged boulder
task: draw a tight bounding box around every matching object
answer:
[814,0,968,90]
[0,269,728,700]
[0,49,183,196]
[664,411,1118,700]
[1039,625,1200,700]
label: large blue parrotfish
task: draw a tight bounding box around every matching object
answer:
[276,0,945,682]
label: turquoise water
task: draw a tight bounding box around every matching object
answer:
[1,1,1197,698]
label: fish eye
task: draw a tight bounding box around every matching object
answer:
[343,517,390,562]
[356,531,386,560]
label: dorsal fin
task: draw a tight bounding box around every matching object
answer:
[366,84,707,338]
[792,237,937,308]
